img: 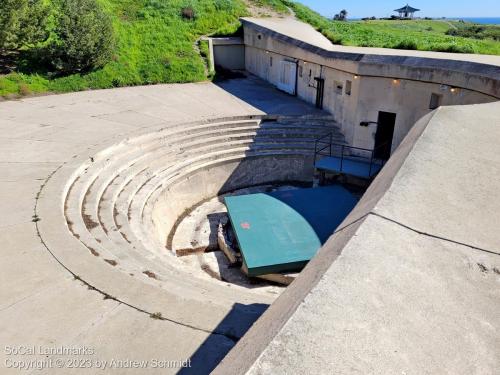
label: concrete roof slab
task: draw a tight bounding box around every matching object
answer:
[243,215,500,375]
[373,102,500,254]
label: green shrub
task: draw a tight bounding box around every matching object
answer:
[0,0,49,51]
[215,0,235,12]
[430,43,474,54]
[51,0,115,73]
[394,39,418,50]
[447,24,500,41]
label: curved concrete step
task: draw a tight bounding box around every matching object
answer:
[62,114,345,301]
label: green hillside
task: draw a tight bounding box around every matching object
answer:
[289,2,500,54]
[1,0,499,99]
[0,0,252,98]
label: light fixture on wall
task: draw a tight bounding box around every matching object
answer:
[353,75,359,79]
[393,79,400,84]
[360,121,378,127]
[450,87,458,93]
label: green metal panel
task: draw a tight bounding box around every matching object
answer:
[225,185,357,277]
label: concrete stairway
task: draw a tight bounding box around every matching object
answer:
[61,114,345,299]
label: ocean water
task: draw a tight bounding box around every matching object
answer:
[448,17,500,25]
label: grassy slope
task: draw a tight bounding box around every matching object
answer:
[1,0,252,97]
[288,2,500,55]
[1,0,499,98]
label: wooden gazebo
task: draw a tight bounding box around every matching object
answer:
[394,4,420,19]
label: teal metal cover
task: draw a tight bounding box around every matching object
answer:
[224,185,357,277]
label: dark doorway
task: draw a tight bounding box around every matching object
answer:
[374,111,396,160]
[314,77,324,109]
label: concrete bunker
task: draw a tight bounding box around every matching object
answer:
[23,16,500,375]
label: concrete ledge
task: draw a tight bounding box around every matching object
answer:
[211,37,244,46]
[213,102,500,374]
[241,18,500,98]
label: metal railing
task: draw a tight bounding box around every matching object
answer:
[314,132,389,178]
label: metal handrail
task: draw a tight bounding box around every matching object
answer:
[314,132,390,178]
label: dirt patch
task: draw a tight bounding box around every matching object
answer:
[477,263,488,273]
[88,247,100,257]
[104,259,118,266]
[200,263,222,281]
[244,0,292,18]
[143,270,158,279]
[150,312,163,320]
[176,246,207,257]
[82,212,99,230]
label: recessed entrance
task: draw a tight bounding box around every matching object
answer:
[314,77,325,109]
[374,111,396,160]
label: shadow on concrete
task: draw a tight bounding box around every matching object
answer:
[177,302,268,375]
[177,74,337,373]
[215,74,325,116]
[206,212,226,250]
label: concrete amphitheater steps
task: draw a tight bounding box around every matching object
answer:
[63,115,345,295]
[0,79,347,374]
[43,113,345,341]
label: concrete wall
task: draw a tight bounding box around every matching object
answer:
[211,38,246,70]
[151,155,314,250]
[213,100,500,375]
[243,22,498,153]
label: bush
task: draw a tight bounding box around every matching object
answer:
[430,43,474,54]
[447,24,500,41]
[0,0,49,51]
[51,0,114,73]
[214,0,234,12]
[394,39,418,50]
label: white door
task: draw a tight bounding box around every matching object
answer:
[277,60,297,95]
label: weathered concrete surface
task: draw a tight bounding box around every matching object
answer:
[213,102,500,375]
[0,79,323,374]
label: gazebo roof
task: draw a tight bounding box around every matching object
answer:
[394,4,420,12]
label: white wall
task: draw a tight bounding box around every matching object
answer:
[243,26,496,154]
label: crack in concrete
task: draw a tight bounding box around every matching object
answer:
[371,212,500,256]
[33,163,239,343]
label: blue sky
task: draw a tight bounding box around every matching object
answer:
[294,1,500,18]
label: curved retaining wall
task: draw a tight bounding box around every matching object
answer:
[213,101,500,374]
[36,113,344,335]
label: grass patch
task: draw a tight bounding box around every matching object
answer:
[0,0,256,96]
[1,0,499,99]
[286,1,500,55]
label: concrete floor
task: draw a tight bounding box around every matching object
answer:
[0,77,323,374]
[215,74,325,116]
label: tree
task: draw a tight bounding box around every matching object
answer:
[0,0,49,51]
[333,9,348,21]
[51,0,114,73]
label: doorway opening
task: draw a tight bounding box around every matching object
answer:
[374,111,396,160]
[314,77,324,109]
